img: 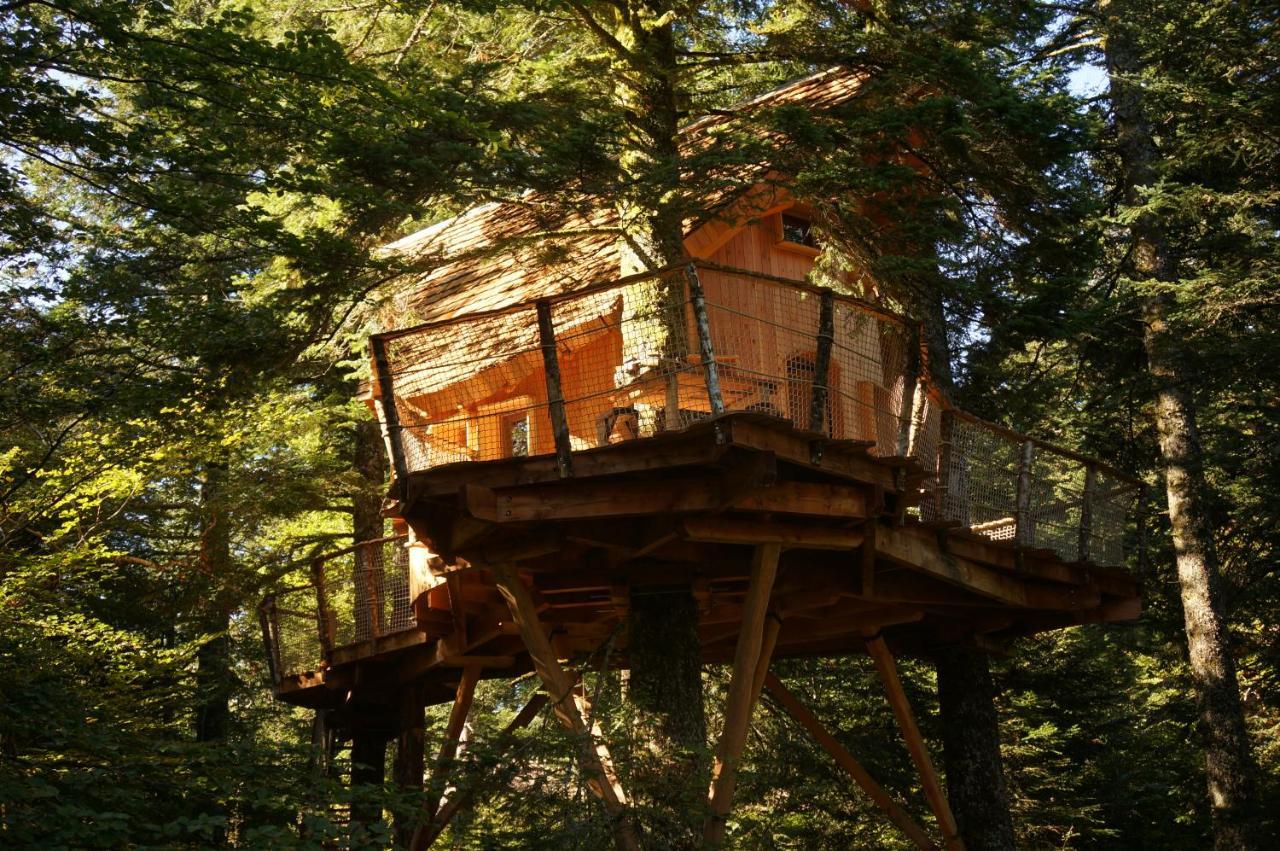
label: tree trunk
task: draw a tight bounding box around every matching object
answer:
[1100,4,1260,846]
[194,459,234,846]
[350,729,388,840]
[906,259,1016,849]
[627,587,708,848]
[592,4,710,843]
[353,415,387,638]
[195,459,234,744]
[935,646,1016,851]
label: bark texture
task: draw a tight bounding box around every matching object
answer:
[934,645,1016,851]
[350,729,388,838]
[627,588,708,848]
[194,460,234,745]
[1101,3,1260,846]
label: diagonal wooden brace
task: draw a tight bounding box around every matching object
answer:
[865,634,965,851]
[421,665,481,830]
[412,692,548,850]
[488,561,640,851]
[704,543,781,846]
[765,672,939,851]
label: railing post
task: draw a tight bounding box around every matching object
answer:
[536,300,574,478]
[1078,464,1097,563]
[1015,440,1036,549]
[370,335,410,496]
[809,289,835,435]
[684,263,725,416]
[311,558,337,654]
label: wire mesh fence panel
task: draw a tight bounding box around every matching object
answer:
[1090,470,1140,566]
[267,586,325,679]
[262,537,412,680]
[554,276,707,443]
[941,415,1022,540]
[386,304,546,470]
[1027,451,1086,561]
[318,537,414,644]
[910,392,945,521]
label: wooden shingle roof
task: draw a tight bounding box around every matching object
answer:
[381,68,867,327]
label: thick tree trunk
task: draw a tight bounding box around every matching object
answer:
[194,459,234,846]
[350,729,388,839]
[1101,4,1260,846]
[354,417,387,545]
[627,588,708,848]
[935,646,1016,851]
[907,265,1016,849]
[595,4,710,843]
[195,460,234,744]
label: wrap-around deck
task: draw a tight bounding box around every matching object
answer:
[260,262,1142,711]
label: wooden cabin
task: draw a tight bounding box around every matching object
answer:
[258,70,1143,851]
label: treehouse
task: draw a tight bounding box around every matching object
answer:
[258,70,1143,851]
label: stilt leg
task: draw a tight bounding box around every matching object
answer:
[423,665,480,827]
[865,634,964,851]
[412,693,549,850]
[764,672,938,851]
[489,561,640,851]
[705,543,781,846]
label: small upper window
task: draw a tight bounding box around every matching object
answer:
[780,213,817,248]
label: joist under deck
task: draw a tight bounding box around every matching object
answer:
[269,414,1140,716]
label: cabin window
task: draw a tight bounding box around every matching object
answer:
[503,413,530,458]
[786,353,834,436]
[780,213,817,249]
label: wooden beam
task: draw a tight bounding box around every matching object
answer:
[705,544,781,846]
[764,673,938,851]
[412,693,548,850]
[864,636,964,851]
[488,562,639,851]
[682,515,865,550]
[422,665,480,827]
[878,526,1096,610]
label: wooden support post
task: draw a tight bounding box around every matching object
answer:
[705,543,781,846]
[764,673,938,851]
[412,693,549,850]
[535,300,574,478]
[748,613,784,702]
[394,686,427,849]
[685,263,725,416]
[864,635,964,851]
[370,335,410,493]
[861,520,879,597]
[423,665,481,826]
[809,289,835,435]
[310,558,336,653]
[1078,464,1097,563]
[1014,439,1036,550]
[488,562,639,851]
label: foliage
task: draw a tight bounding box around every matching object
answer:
[1,0,1276,848]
